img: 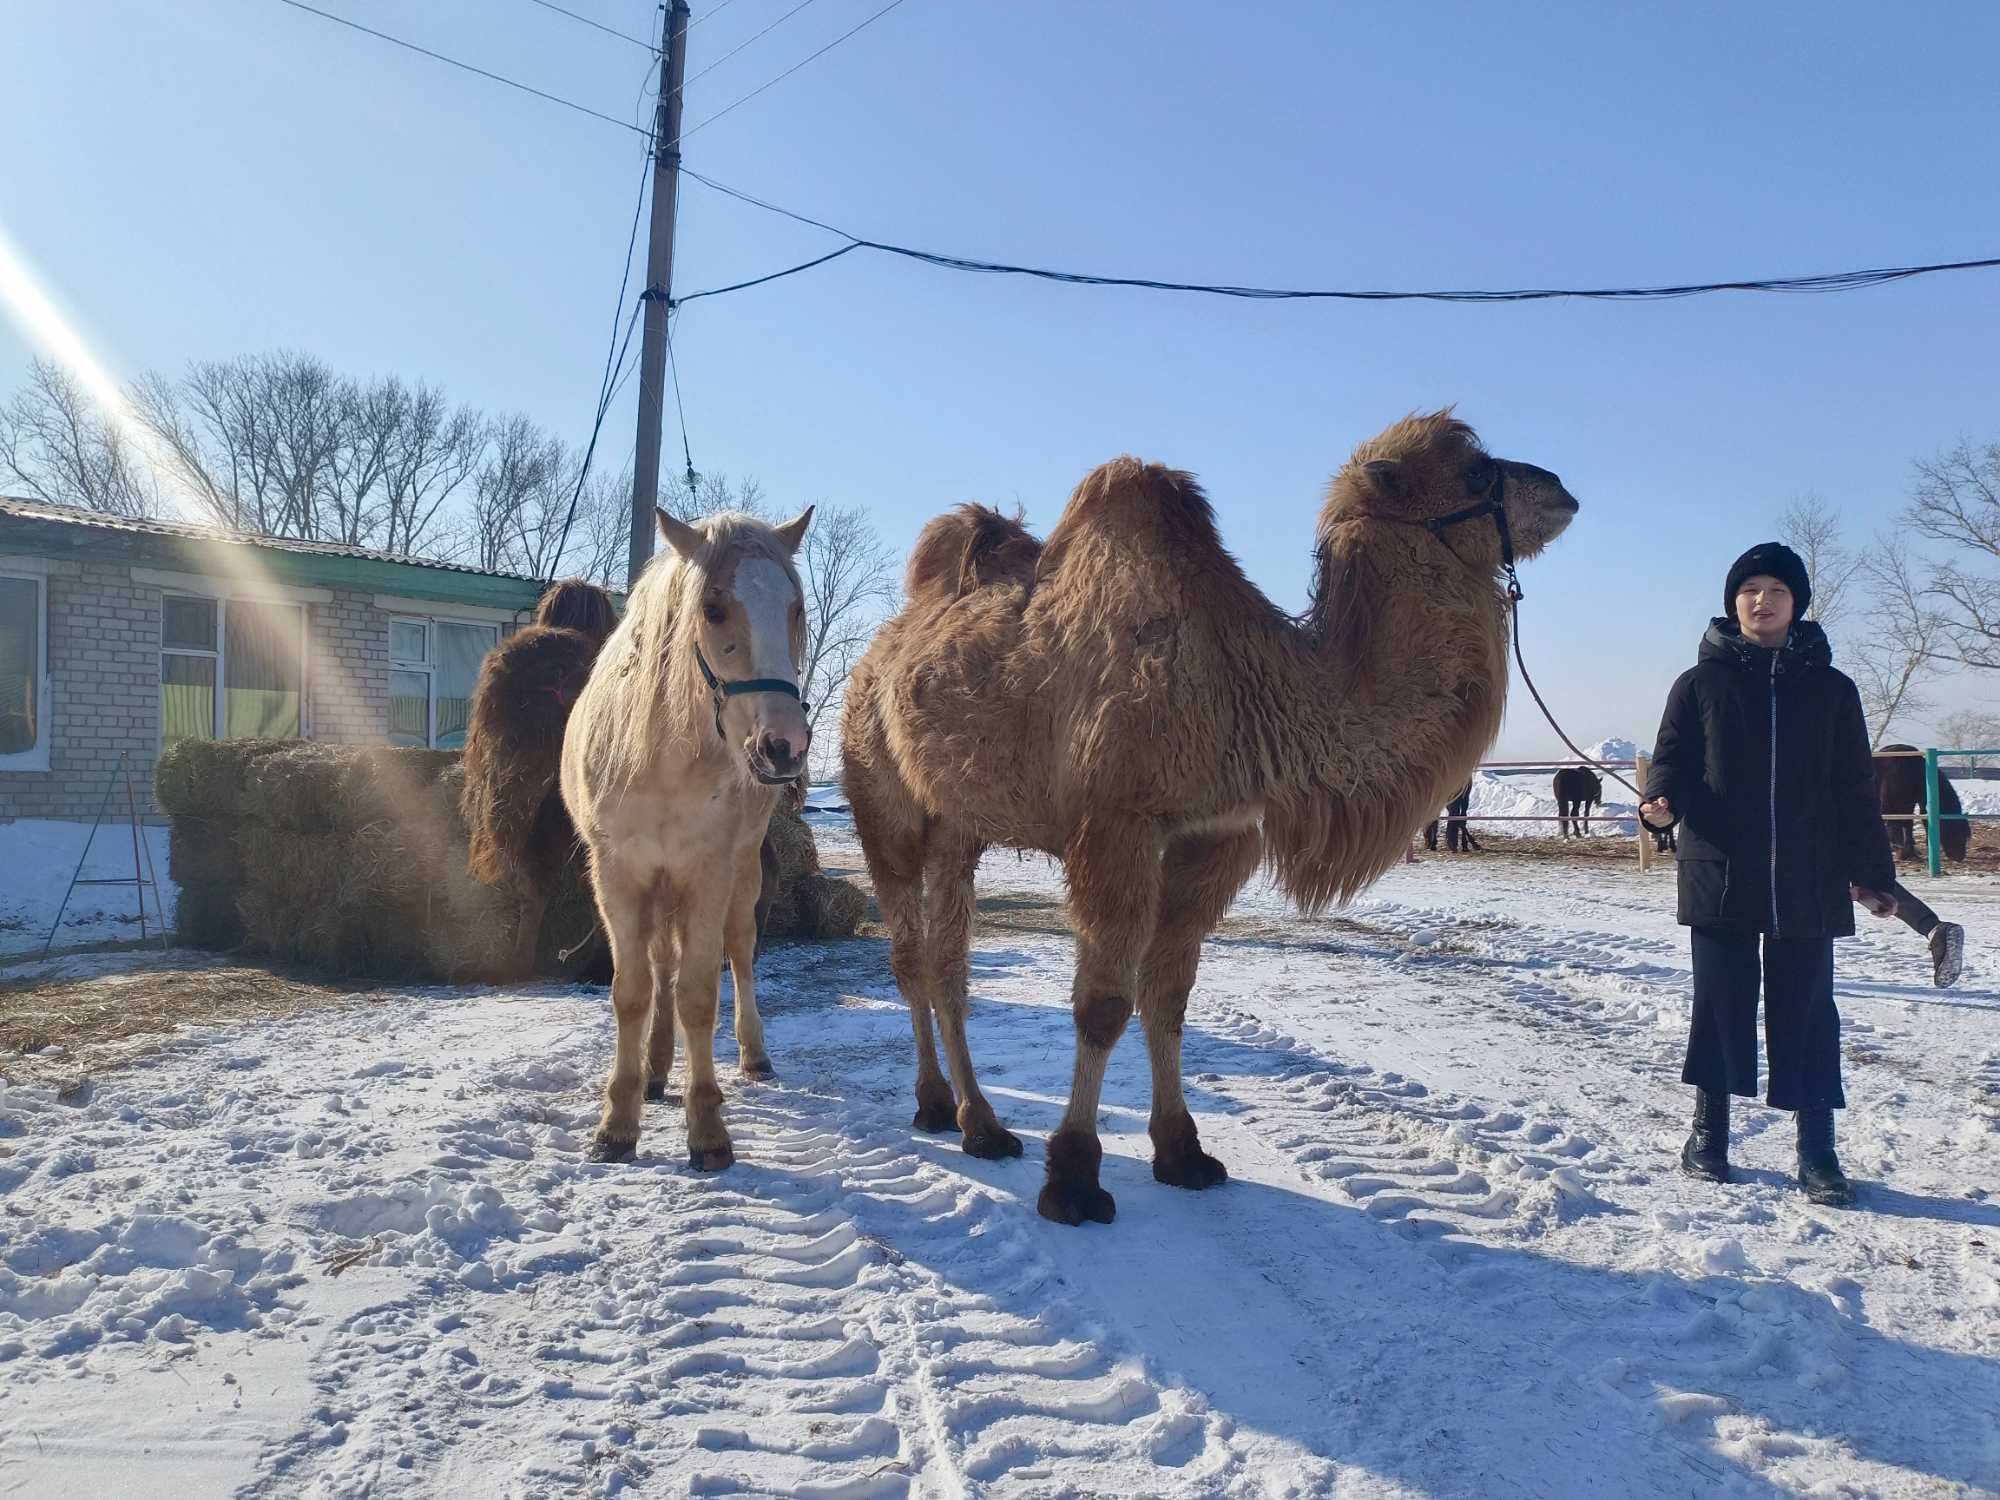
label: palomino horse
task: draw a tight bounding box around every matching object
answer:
[561,506,813,1167]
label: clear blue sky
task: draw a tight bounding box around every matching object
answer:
[4,1,1997,755]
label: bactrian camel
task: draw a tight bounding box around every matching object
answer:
[562,507,814,1168]
[843,412,1578,1225]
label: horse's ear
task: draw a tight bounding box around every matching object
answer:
[656,507,703,561]
[772,505,814,557]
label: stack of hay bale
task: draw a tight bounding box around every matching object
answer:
[154,740,861,981]
[759,805,868,939]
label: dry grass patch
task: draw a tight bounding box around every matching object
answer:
[0,954,365,1083]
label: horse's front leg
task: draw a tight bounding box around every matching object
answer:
[726,840,775,1080]
[673,881,735,1170]
[588,859,657,1162]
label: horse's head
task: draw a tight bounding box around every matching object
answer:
[657,505,815,785]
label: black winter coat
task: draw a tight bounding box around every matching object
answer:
[1647,619,1894,938]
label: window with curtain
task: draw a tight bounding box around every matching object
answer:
[388,616,497,748]
[161,594,305,748]
[0,575,43,760]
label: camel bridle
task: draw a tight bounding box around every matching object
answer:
[1364,459,1644,803]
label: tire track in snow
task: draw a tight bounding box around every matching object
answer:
[242,1018,1257,1498]
[1190,1001,1629,1261]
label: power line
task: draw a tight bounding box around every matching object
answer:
[268,0,648,136]
[678,0,912,141]
[521,0,655,51]
[679,170,2000,307]
[666,316,697,490]
[551,148,655,577]
[687,0,746,27]
[676,0,824,98]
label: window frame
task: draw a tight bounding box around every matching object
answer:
[159,591,310,748]
[0,570,50,771]
[387,613,498,749]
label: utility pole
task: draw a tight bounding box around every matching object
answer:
[628,0,691,588]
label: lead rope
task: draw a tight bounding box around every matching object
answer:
[1502,566,1645,802]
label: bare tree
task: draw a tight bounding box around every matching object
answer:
[1906,436,2000,671]
[1849,535,1947,747]
[796,502,897,748]
[1775,491,1865,631]
[464,416,572,577]
[1937,709,2000,766]
[134,351,346,538]
[565,465,635,589]
[659,468,766,524]
[377,382,485,559]
[0,358,162,516]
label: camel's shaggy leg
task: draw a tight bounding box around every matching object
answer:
[644,924,678,1104]
[589,861,658,1162]
[924,830,1022,1160]
[507,886,547,981]
[1039,826,1161,1226]
[857,808,958,1132]
[672,882,735,1171]
[726,847,775,1080]
[1141,828,1261,1190]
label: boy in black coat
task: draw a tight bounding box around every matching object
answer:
[1640,542,1899,1208]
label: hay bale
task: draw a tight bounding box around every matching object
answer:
[173,880,242,950]
[239,744,349,832]
[765,808,820,882]
[341,746,460,826]
[167,819,241,887]
[154,738,294,820]
[802,875,866,938]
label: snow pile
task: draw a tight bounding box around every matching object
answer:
[1583,736,1639,765]
[1462,770,1641,838]
[0,819,176,957]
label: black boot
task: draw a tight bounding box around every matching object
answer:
[1796,1109,1855,1207]
[1930,922,1965,989]
[1680,1088,1730,1183]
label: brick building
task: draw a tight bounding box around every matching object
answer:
[0,497,551,821]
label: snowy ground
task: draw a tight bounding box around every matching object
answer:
[2,814,1997,1497]
[0,819,176,958]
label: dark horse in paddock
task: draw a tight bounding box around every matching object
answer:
[1874,743,1969,864]
[1553,766,1602,838]
[1424,780,1482,852]
[461,578,792,980]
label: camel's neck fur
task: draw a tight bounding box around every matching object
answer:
[1257,510,1509,912]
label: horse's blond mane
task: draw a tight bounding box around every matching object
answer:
[580,511,804,791]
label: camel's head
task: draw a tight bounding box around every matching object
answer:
[656,505,815,785]
[1336,411,1579,575]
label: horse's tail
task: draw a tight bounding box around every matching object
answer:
[1937,771,1970,860]
[903,504,1042,604]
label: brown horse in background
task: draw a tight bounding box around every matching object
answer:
[1875,743,1969,863]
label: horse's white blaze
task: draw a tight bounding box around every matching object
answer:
[734,558,800,684]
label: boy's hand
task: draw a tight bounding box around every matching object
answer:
[1639,796,1674,829]
[1850,884,1897,918]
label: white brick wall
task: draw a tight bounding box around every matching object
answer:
[1,571,422,819]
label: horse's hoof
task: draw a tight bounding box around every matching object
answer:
[644,1079,671,1104]
[1037,1178,1116,1226]
[964,1127,1024,1161]
[688,1142,735,1172]
[739,1058,777,1082]
[912,1095,959,1134]
[589,1133,637,1164]
[1153,1149,1229,1190]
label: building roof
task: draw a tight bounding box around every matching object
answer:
[0,495,553,613]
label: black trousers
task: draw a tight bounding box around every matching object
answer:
[1684,927,1844,1111]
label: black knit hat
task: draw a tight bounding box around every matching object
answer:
[1724,541,1811,618]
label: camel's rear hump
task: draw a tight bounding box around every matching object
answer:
[903,504,1042,603]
